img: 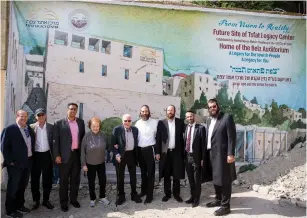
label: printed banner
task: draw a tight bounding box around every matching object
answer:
[6,1,306,162]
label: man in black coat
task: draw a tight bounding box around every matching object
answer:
[156,105,185,203]
[1,110,35,218]
[184,110,206,208]
[204,99,237,216]
[53,103,85,212]
[111,114,142,205]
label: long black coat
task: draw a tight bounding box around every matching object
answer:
[155,118,185,180]
[202,112,237,186]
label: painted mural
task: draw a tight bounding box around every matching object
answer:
[5,1,306,163]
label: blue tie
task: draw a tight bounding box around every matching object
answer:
[24,128,30,137]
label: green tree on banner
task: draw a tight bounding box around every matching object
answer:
[163,69,171,77]
[180,100,187,119]
[199,91,208,108]
[270,99,286,126]
[249,113,261,124]
[232,91,245,124]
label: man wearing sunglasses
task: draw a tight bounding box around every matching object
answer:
[204,99,237,216]
[111,114,142,205]
[30,108,54,210]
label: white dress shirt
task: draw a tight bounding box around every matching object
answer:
[186,123,196,153]
[135,118,158,148]
[35,123,50,152]
[168,119,175,149]
[207,118,217,150]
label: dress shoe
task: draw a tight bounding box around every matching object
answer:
[31,201,40,210]
[115,196,126,205]
[162,195,171,202]
[206,200,221,208]
[6,211,23,218]
[214,207,231,216]
[70,201,81,208]
[42,201,54,209]
[174,195,183,203]
[131,195,142,203]
[144,198,153,205]
[192,199,200,208]
[61,204,68,212]
[17,206,30,213]
[185,197,194,204]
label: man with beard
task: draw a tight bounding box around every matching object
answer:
[135,105,158,204]
[204,99,236,216]
[156,105,185,203]
[184,110,206,208]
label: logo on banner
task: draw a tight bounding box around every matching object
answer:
[69,9,89,31]
[25,8,60,28]
[140,48,158,63]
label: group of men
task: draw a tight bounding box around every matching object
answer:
[1,98,237,218]
[111,99,237,216]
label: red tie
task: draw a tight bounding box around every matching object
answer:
[186,125,192,152]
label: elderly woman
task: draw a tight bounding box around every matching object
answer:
[81,117,110,207]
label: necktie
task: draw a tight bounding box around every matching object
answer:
[186,125,192,153]
[24,128,30,137]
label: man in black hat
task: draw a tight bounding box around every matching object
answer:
[30,108,55,210]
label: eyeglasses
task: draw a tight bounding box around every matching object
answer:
[124,120,131,123]
[37,113,45,117]
[209,105,217,109]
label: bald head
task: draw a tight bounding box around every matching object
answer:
[16,110,28,127]
[122,114,132,129]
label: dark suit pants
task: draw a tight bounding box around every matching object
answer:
[185,154,201,200]
[116,151,137,197]
[5,159,32,214]
[138,146,155,200]
[214,184,232,208]
[164,150,180,197]
[31,151,53,202]
[87,163,106,201]
[59,150,81,205]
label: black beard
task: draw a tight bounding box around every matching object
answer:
[167,114,175,119]
[141,115,149,120]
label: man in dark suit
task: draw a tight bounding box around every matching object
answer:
[111,114,142,205]
[156,105,185,203]
[1,110,35,218]
[30,108,54,210]
[184,110,206,208]
[204,99,237,216]
[53,103,85,212]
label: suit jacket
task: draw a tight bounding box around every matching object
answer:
[183,123,206,166]
[204,112,237,186]
[1,124,35,168]
[111,125,139,166]
[156,118,185,180]
[53,117,85,164]
[30,122,54,159]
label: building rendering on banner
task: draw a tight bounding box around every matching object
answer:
[45,28,180,123]
[45,29,163,95]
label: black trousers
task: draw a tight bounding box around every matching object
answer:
[116,151,137,197]
[164,150,180,197]
[87,163,106,201]
[59,150,81,205]
[31,151,53,202]
[5,158,32,214]
[214,184,232,208]
[138,146,155,200]
[185,154,201,200]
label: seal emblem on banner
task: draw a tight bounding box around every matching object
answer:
[69,9,89,31]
